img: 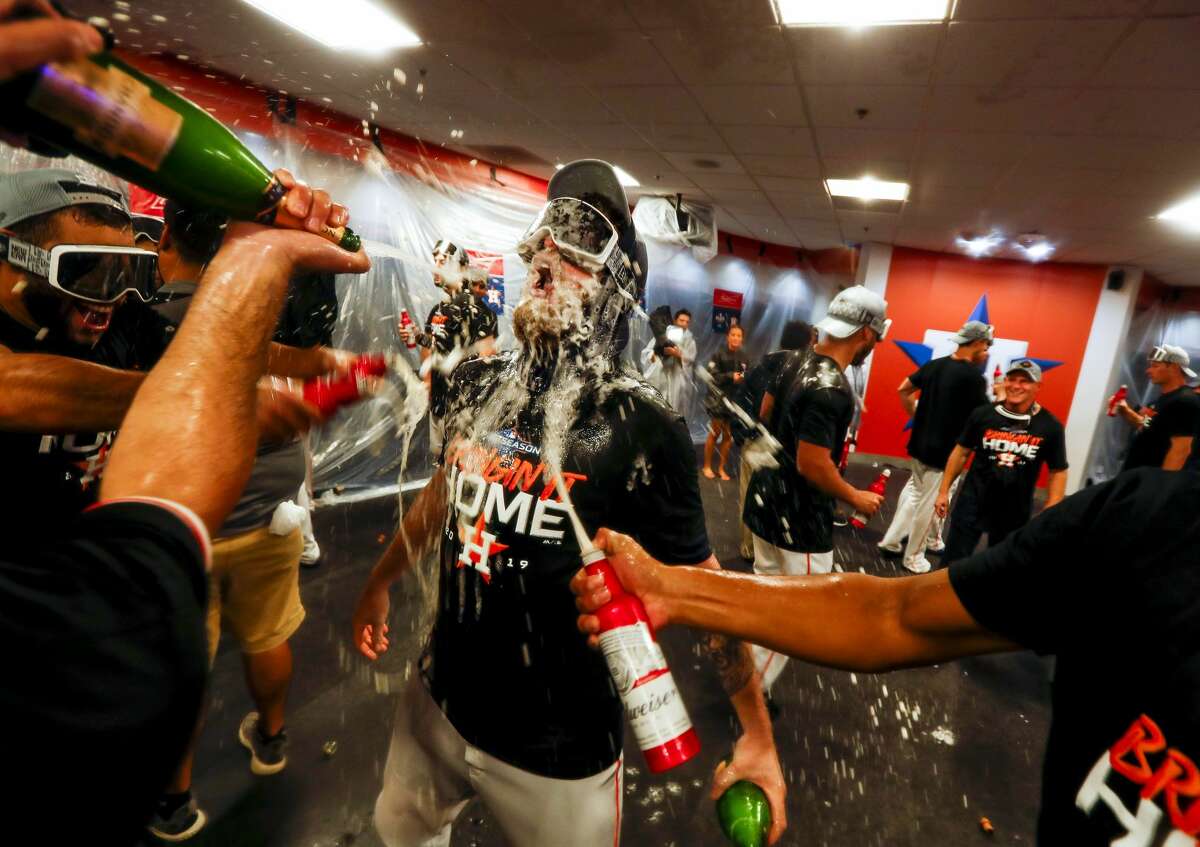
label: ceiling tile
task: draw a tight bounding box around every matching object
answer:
[815,128,918,161]
[690,85,808,126]
[804,85,928,130]
[708,189,777,213]
[1064,89,1200,140]
[952,0,1150,19]
[721,125,818,157]
[786,24,942,85]
[686,172,762,190]
[651,26,795,85]
[789,219,845,249]
[919,131,1034,164]
[535,35,678,86]
[1093,17,1200,89]
[837,211,899,243]
[738,154,824,178]
[936,19,1128,87]
[561,123,656,150]
[660,151,748,174]
[636,123,733,154]
[925,85,1084,133]
[769,193,837,219]
[596,86,710,124]
[627,0,778,29]
[756,176,825,193]
[821,158,911,182]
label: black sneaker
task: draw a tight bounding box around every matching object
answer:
[147,795,206,842]
[238,712,289,775]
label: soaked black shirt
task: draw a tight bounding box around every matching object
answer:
[743,349,854,553]
[1121,386,1200,472]
[956,404,1068,530]
[425,293,498,418]
[949,470,1200,845]
[0,304,170,550]
[423,353,711,778]
[906,355,989,468]
[704,346,751,419]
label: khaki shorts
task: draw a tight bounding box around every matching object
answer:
[206,526,305,662]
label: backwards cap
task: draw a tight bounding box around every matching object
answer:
[0,168,129,228]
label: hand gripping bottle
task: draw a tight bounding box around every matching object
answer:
[850,468,891,529]
[399,310,417,349]
[302,353,386,417]
[717,779,772,847]
[1107,385,1128,417]
[583,549,700,773]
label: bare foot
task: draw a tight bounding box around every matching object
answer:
[702,467,716,479]
[718,469,731,481]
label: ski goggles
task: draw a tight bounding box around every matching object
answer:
[0,232,158,304]
[1150,345,1197,377]
[517,197,635,294]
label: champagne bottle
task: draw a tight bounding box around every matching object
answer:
[0,52,360,252]
[716,779,771,847]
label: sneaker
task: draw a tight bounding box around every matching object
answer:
[147,796,206,842]
[903,557,932,574]
[238,712,289,775]
[876,542,902,557]
[300,535,321,568]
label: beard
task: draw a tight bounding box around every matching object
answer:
[512,254,599,348]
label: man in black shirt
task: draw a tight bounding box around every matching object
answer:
[399,238,498,459]
[936,359,1068,562]
[354,160,785,847]
[1115,344,1200,472]
[742,285,889,692]
[572,466,1200,847]
[879,320,992,573]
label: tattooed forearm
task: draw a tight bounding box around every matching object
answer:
[703,632,755,696]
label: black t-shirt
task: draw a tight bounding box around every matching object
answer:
[705,345,752,418]
[732,349,792,445]
[906,355,989,468]
[956,403,1068,529]
[425,292,498,418]
[0,303,171,549]
[275,270,339,348]
[0,498,209,844]
[949,469,1200,845]
[423,354,711,778]
[743,349,854,553]
[1122,386,1200,472]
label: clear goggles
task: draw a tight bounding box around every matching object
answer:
[517,197,635,294]
[0,232,158,304]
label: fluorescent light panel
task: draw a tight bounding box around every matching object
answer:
[240,0,421,53]
[774,0,950,26]
[826,177,909,202]
[1157,195,1200,231]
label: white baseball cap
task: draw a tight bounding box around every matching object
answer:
[816,285,891,339]
[1150,344,1197,379]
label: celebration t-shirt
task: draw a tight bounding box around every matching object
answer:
[1121,385,1200,472]
[949,469,1200,845]
[906,355,989,468]
[422,353,711,778]
[956,403,1068,528]
[425,292,498,419]
[743,349,854,553]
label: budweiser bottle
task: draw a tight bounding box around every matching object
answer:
[583,548,699,773]
[302,353,386,417]
[0,52,360,251]
[399,309,417,349]
[1107,385,1128,417]
[716,779,771,847]
[850,468,891,529]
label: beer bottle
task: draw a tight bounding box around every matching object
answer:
[0,52,360,252]
[716,779,771,847]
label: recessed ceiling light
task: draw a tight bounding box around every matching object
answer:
[613,165,640,188]
[825,176,909,202]
[773,0,950,27]
[955,232,1004,258]
[239,0,420,53]
[1157,195,1200,231]
[1014,233,1054,262]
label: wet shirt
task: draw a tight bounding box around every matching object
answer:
[906,355,989,468]
[423,353,711,778]
[425,293,498,419]
[949,469,1200,846]
[732,349,792,445]
[0,303,170,550]
[956,403,1068,528]
[743,349,854,553]
[1121,386,1200,472]
[704,346,751,418]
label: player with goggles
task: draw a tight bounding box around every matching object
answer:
[0,231,158,304]
[516,196,636,297]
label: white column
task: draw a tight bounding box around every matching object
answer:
[1063,266,1143,493]
[851,242,894,400]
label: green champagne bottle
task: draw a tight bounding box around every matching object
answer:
[0,52,360,252]
[717,780,771,847]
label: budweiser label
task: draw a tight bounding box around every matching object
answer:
[29,61,182,171]
[599,624,692,749]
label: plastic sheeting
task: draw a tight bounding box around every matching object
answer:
[633,196,718,264]
[1086,299,1200,482]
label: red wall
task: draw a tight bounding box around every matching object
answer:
[858,246,1106,459]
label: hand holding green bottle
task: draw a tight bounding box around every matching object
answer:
[717,776,772,847]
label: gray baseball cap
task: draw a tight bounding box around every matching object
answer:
[0,168,129,229]
[816,285,890,339]
[1006,358,1043,382]
[950,320,995,345]
[1151,344,1197,379]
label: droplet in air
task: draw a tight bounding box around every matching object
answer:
[393,68,407,85]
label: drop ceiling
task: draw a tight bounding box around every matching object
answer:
[65,0,1200,285]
